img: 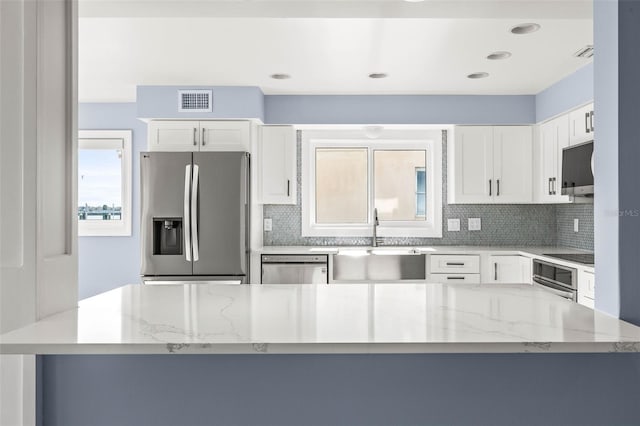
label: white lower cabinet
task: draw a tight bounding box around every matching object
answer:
[577,269,595,308]
[430,255,480,274]
[484,255,531,284]
[428,273,480,284]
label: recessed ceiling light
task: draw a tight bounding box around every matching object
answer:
[369,73,388,79]
[270,73,291,80]
[467,72,489,79]
[510,23,541,35]
[487,51,512,60]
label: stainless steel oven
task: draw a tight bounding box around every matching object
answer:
[532,259,577,301]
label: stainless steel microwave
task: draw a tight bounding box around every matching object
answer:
[561,140,594,196]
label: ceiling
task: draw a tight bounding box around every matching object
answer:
[78,0,593,102]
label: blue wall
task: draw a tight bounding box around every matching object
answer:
[39,353,640,426]
[78,103,146,299]
[535,63,594,122]
[136,86,265,121]
[265,94,535,124]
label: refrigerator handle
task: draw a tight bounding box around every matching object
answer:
[184,164,192,262]
[191,164,200,262]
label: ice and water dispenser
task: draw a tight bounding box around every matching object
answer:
[152,218,183,255]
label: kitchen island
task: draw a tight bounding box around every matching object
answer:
[4,283,640,426]
[1,283,638,354]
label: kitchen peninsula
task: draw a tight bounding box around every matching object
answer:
[2,283,639,354]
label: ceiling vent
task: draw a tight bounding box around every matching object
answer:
[574,45,594,59]
[178,90,213,113]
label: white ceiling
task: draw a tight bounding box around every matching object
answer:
[78,1,593,102]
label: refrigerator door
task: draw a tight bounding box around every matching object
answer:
[192,152,249,276]
[140,152,193,276]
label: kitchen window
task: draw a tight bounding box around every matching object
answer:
[78,130,132,236]
[301,128,443,238]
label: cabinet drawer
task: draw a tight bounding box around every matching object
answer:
[428,273,480,284]
[430,255,480,273]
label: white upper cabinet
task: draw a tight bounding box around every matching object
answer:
[536,115,571,203]
[259,126,297,204]
[147,120,250,152]
[450,126,532,204]
[568,103,594,145]
[148,120,200,151]
[200,121,250,152]
[492,127,533,203]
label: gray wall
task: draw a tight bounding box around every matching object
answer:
[39,353,640,426]
[264,131,558,247]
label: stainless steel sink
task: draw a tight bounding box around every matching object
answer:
[332,250,426,282]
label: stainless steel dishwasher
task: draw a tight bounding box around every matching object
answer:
[261,255,328,284]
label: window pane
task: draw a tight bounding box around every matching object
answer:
[78,149,122,221]
[316,148,368,224]
[374,150,426,221]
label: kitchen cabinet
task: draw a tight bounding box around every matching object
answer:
[147,120,250,152]
[450,126,532,204]
[484,255,531,284]
[537,115,571,203]
[259,126,297,204]
[568,103,594,145]
[429,255,480,283]
[577,269,595,308]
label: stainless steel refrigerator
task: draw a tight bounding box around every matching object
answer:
[140,151,250,284]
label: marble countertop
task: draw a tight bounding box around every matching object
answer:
[258,246,595,270]
[2,282,635,355]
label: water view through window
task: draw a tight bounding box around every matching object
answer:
[78,148,123,221]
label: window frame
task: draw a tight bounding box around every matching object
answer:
[301,128,443,238]
[78,130,132,237]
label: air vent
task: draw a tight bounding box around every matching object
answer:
[574,45,594,59]
[178,90,212,113]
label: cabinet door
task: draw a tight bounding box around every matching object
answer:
[569,103,594,145]
[450,126,493,203]
[260,126,297,204]
[538,116,571,203]
[199,121,250,152]
[486,255,530,284]
[148,121,200,151]
[492,126,533,203]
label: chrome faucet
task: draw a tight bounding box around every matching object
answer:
[373,208,381,247]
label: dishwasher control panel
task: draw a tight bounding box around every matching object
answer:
[261,254,329,284]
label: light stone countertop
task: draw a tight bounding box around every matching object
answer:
[2,282,636,355]
[258,245,595,271]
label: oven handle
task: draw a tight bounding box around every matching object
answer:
[532,279,575,300]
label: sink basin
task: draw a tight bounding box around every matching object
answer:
[332,250,426,282]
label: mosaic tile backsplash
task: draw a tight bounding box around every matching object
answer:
[263,131,593,249]
[556,203,594,251]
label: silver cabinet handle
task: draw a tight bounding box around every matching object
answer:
[552,177,557,195]
[548,177,552,195]
[191,164,200,262]
[446,262,465,266]
[497,179,500,196]
[489,179,492,196]
[494,262,498,281]
[202,128,206,146]
[585,112,590,133]
[590,110,594,132]
[287,179,290,197]
[193,127,197,146]
[184,164,192,262]
[446,276,466,280]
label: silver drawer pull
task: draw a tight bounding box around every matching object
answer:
[446,262,465,266]
[447,276,465,280]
